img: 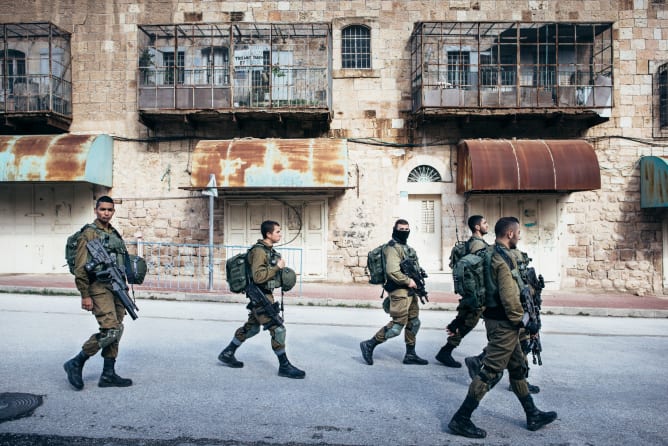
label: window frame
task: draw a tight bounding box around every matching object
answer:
[341,24,371,70]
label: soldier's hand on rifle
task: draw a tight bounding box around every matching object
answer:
[408,278,417,289]
[81,296,93,312]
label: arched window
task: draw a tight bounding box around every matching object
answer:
[659,63,668,129]
[342,25,370,69]
[408,165,442,183]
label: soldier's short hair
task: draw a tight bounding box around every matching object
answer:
[468,215,484,232]
[260,220,280,238]
[495,217,519,237]
[394,218,409,229]
[96,195,114,208]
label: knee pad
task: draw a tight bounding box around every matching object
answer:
[97,324,123,349]
[272,325,286,345]
[479,365,503,389]
[244,324,261,339]
[509,363,529,381]
[407,317,421,336]
[384,323,404,339]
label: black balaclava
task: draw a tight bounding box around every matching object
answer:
[392,228,410,244]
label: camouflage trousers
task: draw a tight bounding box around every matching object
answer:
[233,293,286,353]
[81,285,126,359]
[446,304,484,348]
[373,291,421,346]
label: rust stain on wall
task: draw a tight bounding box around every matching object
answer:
[191,138,348,188]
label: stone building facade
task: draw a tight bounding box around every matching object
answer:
[1,0,667,296]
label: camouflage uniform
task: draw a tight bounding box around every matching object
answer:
[360,238,428,365]
[74,220,129,360]
[448,243,556,439]
[436,236,489,367]
[232,240,285,352]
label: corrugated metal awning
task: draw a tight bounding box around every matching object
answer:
[457,139,601,193]
[640,156,668,208]
[186,138,349,192]
[0,134,113,187]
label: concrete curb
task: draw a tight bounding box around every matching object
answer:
[2,285,667,318]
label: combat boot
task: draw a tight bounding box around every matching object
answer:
[218,341,243,368]
[435,344,461,368]
[519,394,557,431]
[448,395,486,439]
[508,382,540,394]
[403,344,428,365]
[359,338,379,365]
[277,353,305,379]
[464,351,485,380]
[63,350,89,390]
[98,358,133,388]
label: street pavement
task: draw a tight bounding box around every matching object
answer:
[1,293,667,446]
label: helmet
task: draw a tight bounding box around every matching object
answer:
[280,267,297,292]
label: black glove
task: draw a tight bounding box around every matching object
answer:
[447,317,465,335]
[524,320,540,336]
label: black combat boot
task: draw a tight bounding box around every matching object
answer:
[519,394,557,431]
[448,395,486,439]
[277,353,305,379]
[63,350,89,390]
[435,344,461,368]
[218,341,243,368]
[464,351,485,380]
[508,382,540,394]
[359,338,379,365]
[403,344,428,365]
[98,358,133,388]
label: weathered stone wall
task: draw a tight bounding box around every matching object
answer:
[1,0,667,294]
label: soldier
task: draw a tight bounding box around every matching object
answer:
[464,247,541,394]
[360,219,429,366]
[448,217,556,439]
[218,220,305,379]
[436,215,489,367]
[63,196,133,390]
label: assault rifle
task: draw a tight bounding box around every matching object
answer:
[246,281,284,329]
[399,258,429,304]
[85,238,139,320]
[520,283,542,366]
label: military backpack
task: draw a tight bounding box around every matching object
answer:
[65,224,147,285]
[451,244,497,310]
[225,243,282,293]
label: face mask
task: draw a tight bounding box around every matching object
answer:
[392,228,410,244]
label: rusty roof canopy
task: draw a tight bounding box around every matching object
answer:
[640,156,668,208]
[0,134,113,186]
[187,138,349,193]
[457,139,601,193]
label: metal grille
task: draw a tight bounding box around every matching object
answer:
[408,165,442,182]
[660,63,668,128]
[342,25,371,69]
[421,200,435,233]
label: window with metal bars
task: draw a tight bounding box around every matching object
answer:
[342,25,371,69]
[421,200,435,233]
[660,63,668,129]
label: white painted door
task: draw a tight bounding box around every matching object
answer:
[406,195,442,271]
[0,183,94,273]
[224,199,327,279]
[468,195,561,287]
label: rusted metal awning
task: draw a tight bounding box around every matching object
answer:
[457,139,601,193]
[640,156,668,208]
[186,138,349,192]
[0,134,113,187]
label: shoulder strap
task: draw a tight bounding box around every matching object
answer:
[495,245,525,288]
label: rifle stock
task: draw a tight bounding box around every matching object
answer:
[85,238,139,320]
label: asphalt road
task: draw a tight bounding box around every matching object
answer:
[0,294,667,446]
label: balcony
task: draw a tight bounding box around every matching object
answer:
[410,22,613,128]
[0,22,72,133]
[137,23,331,130]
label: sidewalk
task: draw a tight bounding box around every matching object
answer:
[1,273,667,318]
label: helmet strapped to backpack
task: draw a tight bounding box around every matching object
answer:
[280,267,297,292]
